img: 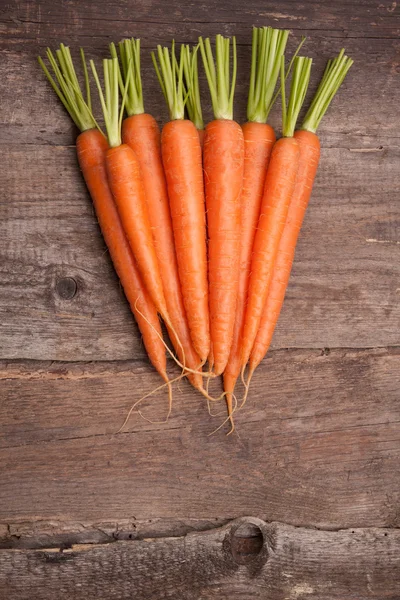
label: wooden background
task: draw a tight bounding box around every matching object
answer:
[0,0,399,597]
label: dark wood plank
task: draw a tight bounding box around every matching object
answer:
[1,0,400,55]
[0,517,399,599]
[1,138,398,359]
[1,13,399,361]
[2,34,400,146]
[1,348,399,528]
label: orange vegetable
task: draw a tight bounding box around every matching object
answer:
[223,26,288,425]
[241,56,312,370]
[77,130,168,380]
[250,50,353,376]
[153,43,210,362]
[113,39,202,390]
[38,46,168,382]
[91,58,171,328]
[200,35,244,376]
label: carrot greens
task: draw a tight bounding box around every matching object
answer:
[247,26,289,123]
[281,55,312,138]
[38,44,97,132]
[198,34,237,120]
[302,48,353,133]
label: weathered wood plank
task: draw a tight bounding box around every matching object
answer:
[0,348,399,528]
[1,22,399,361]
[0,517,399,599]
[1,0,400,54]
[1,140,398,359]
[2,34,400,146]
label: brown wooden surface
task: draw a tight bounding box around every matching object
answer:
[1,0,399,597]
[1,517,400,600]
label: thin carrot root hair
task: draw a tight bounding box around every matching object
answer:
[134,300,215,378]
[208,393,239,436]
[207,390,236,417]
[202,389,235,415]
[137,377,174,425]
[198,357,231,404]
[117,372,186,433]
[239,364,255,411]
[205,355,214,396]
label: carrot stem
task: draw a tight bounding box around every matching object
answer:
[199,34,237,120]
[152,41,185,121]
[110,38,145,116]
[302,49,353,133]
[247,26,289,123]
[90,57,130,148]
[38,45,99,133]
[282,55,312,137]
[181,44,204,130]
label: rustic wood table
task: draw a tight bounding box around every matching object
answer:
[1,0,399,598]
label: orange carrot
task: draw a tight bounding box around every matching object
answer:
[77,130,168,380]
[223,26,288,426]
[38,46,168,382]
[199,35,244,376]
[241,56,312,371]
[152,43,210,362]
[112,39,202,390]
[250,50,353,376]
[90,57,170,326]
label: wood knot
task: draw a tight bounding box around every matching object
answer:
[225,517,269,566]
[56,277,77,300]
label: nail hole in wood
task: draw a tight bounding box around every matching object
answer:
[56,277,77,300]
[230,522,264,565]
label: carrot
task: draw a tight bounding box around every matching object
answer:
[199,35,244,376]
[111,39,203,391]
[90,58,171,323]
[152,43,210,362]
[38,46,168,382]
[241,56,313,376]
[223,26,289,428]
[250,49,353,375]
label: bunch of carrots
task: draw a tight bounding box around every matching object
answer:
[39,28,353,433]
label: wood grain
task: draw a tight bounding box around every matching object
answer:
[1,348,399,529]
[1,0,400,595]
[1,517,399,600]
[1,137,399,359]
[1,1,399,361]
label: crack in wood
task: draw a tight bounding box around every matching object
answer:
[1,517,399,552]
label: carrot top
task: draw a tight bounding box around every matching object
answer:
[247,26,289,123]
[302,49,353,133]
[110,38,144,117]
[38,44,97,133]
[199,34,237,121]
[181,45,204,130]
[281,55,312,138]
[90,57,129,148]
[152,42,186,121]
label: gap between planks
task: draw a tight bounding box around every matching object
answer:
[1,346,399,380]
[1,517,399,552]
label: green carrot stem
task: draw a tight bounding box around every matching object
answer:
[152,41,185,121]
[198,34,237,121]
[80,48,92,112]
[181,44,204,130]
[38,45,97,133]
[301,48,353,133]
[247,26,289,123]
[271,36,306,108]
[110,38,145,116]
[282,55,312,138]
[90,57,129,148]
